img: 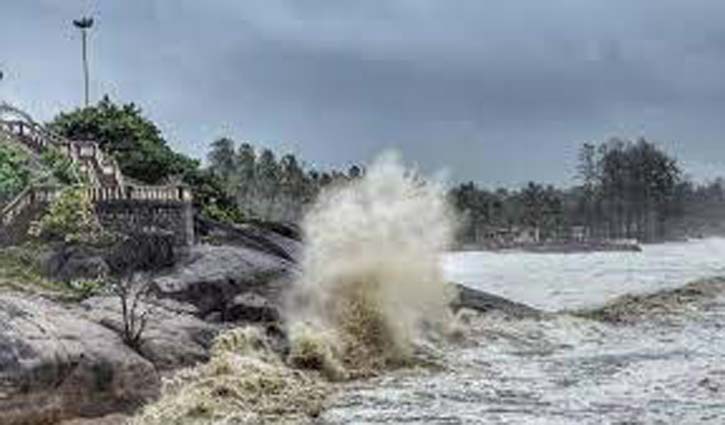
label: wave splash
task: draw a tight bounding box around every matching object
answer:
[575,276,725,324]
[287,152,456,377]
[132,153,458,424]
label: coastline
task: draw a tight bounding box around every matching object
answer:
[455,239,642,254]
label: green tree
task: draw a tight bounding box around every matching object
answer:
[183,167,245,223]
[576,143,599,233]
[255,149,280,218]
[0,144,31,203]
[48,96,198,184]
[577,138,681,241]
[40,147,82,185]
[35,186,104,243]
[520,182,545,231]
[208,137,237,184]
[234,142,257,207]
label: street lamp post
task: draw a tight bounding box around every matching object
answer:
[73,16,94,107]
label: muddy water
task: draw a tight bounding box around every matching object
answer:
[321,239,725,424]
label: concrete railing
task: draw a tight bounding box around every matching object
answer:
[0,185,64,227]
[123,185,193,202]
[1,119,125,188]
[0,111,191,244]
[0,186,35,226]
[0,184,192,230]
[0,120,64,151]
[87,184,192,203]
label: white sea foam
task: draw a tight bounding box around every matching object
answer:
[324,240,725,424]
[287,152,456,373]
[444,238,725,311]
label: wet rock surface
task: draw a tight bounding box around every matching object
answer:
[44,244,111,282]
[0,220,303,424]
[225,291,281,322]
[194,216,301,262]
[81,296,221,372]
[575,276,725,324]
[150,244,295,319]
[0,293,159,425]
[451,282,543,319]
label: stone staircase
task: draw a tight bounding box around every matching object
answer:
[0,119,124,187]
[0,103,194,245]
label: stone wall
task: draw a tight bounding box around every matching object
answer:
[95,199,194,246]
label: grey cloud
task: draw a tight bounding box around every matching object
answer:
[2,1,725,185]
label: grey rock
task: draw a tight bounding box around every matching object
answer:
[194,216,302,262]
[0,293,159,425]
[450,283,542,319]
[151,244,296,318]
[45,244,110,282]
[81,296,221,371]
[225,291,280,322]
[104,231,177,275]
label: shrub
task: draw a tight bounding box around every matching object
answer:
[68,278,105,299]
[35,186,105,243]
[111,275,153,351]
[40,147,82,185]
[0,243,74,296]
[0,142,31,203]
[201,201,247,225]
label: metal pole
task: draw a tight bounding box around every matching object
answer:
[73,16,93,107]
[82,29,89,107]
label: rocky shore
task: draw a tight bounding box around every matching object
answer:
[0,218,533,425]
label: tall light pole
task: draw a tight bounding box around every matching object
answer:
[73,16,94,107]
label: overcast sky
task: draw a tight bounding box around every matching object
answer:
[2,1,725,186]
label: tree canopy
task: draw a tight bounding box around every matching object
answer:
[48,96,198,184]
[206,138,363,223]
[0,143,31,203]
[449,137,686,245]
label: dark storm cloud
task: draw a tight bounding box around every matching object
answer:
[2,0,725,185]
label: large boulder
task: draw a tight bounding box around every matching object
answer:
[194,216,302,262]
[0,293,159,425]
[225,292,280,323]
[44,244,110,282]
[451,283,542,319]
[151,244,296,320]
[104,232,176,275]
[45,232,178,283]
[81,296,221,371]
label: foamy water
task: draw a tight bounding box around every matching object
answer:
[323,239,725,424]
[443,238,725,311]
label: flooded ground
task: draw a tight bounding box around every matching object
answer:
[321,239,725,424]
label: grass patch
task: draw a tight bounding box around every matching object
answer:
[0,242,81,299]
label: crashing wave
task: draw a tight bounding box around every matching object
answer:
[574,277,725,324]
[131,326,329,425]
[285,152,457,377]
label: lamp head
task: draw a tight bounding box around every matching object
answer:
[73,16,94,29]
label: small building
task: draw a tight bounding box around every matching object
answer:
[569,225,590,242]
[480,225,540,245]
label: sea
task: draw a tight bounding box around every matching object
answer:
[322,238,725,424]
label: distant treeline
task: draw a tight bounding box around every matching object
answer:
[43,97,362,224]
[15,96,721,242]
[450,138,725,244]
[205,138,363,223]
